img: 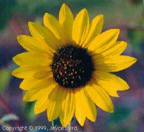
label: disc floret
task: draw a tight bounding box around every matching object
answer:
[51,45,94,88]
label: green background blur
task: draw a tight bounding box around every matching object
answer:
[0,0,144,132]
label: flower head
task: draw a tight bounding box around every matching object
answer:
[12,4,137,126]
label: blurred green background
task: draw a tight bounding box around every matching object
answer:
[0,0,144,132]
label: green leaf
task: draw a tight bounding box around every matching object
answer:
[0,114,19,123]
[23,102,37,122]
[0,68,11,92]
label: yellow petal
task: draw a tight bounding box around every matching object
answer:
[20,77,55,90]
[28,22,61,50]
[72,9,90,46]
[83,14,104,46]
[12,65,44,78]
[102,41,127,57]
[95,55,137,72]
[59,4,74,42]
[43,13,66,44]
[23,88,48,102]
[17,35,52,54]
[33,70,52,79]
[34,94,48,114]
[88,29,120,53]
[93,71,129,97]
[23,83,57,102]
[75,88,86,126]
[47,86,65,121]
[13,52,52,66]
[75,107,86,126]
[84,83,114,113]
[74,88,96,125]
[60,89,75,127]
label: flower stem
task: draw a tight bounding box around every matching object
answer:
[68,122,71,132]
[52,121,54,127]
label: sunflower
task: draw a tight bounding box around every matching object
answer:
[12,4,137,127]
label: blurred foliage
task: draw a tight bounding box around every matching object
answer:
[15,0,60,16]
[106,106,135,132]
[129,0,143,4]
[108,106,130,123]
[0,0,16,30]
[127,29,144,52]
[0,68,11,92]
[15,0,111,15]
[14,0,143,17]
[23,102,37,122]
[0,114,19,123]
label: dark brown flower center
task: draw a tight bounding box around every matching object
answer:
[51,45,94,88]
